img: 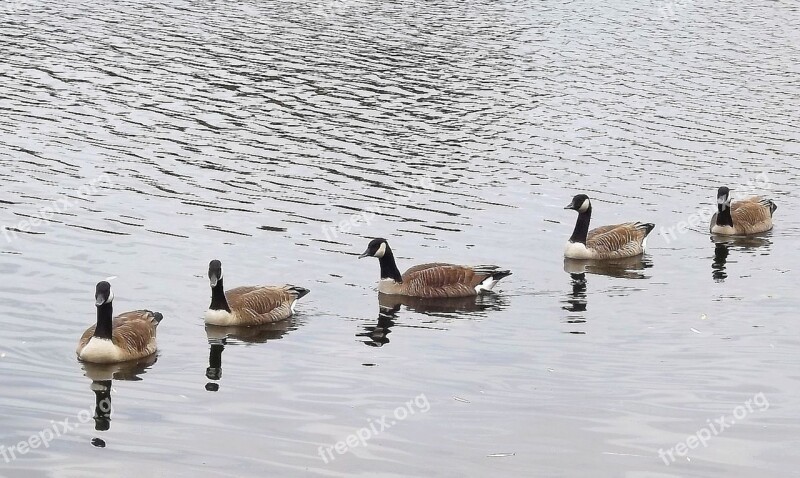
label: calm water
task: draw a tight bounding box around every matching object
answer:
[1,0,799,476]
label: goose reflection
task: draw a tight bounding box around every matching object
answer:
[562,257,652,333]
[710,235,772,282]
[357,293,509,347]
[205,320,297,391]
[376,292,508,314]
[81,355,157,446]
[562,273,587,314]
[563,255,653,280]
[357,303,400,347]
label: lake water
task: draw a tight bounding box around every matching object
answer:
[1,0,799,476]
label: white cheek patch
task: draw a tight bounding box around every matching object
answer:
[578,199,590,213]
[375,242,387,258]
[107,291,114,304]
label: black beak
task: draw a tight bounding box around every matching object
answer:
[564,203,575,210]
[358,251,370,259]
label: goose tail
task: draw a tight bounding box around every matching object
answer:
[639,223,656,236]
[287,285,311,300]
[149,311,164,325]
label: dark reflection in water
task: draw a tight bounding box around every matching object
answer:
[81,355,158,445]
[357,293,509,346]
[357,304,399,347]
[710,235,773,283]
[713,242,730,282]
[377,292,508,315]
[563,256,653,280]
[204,321,297,391]
[562,273,587,314]
[562,257,654,334]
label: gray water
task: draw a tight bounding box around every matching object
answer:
[1,0,799,476]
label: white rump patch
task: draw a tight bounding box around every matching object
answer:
[375,242,387,258]
[204,309,236,326]
[79,337,123,363]
[290,299,298,314]
[475,277,498,293]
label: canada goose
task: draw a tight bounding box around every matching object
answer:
[358,238,511,297]
[564,194,655,260]
[205,260,310,326]
[710,187,777,235]
[76,282,163,364]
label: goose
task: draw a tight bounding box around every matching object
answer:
[710,187,777,235]
[564,194,655,260]
[205,260,310,326]
[358,238,511,297]
[76,281,163,364]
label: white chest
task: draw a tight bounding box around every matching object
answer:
[79,337,124,363]
[377,278,401,294]
[564,242,594,260]
[710,224,736,235]
[205,309,237,326]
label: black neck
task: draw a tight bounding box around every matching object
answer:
[716,204,733,227]
[94,303,113,339]
[378,246,403,282]
[210,278,231,312]
[569,206,592,244]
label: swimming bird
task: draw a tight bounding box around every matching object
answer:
[358,238,511,297]
[710,187,777,235]
[564,194,655,260]
[205,260,310,326]
[76,281,163,364]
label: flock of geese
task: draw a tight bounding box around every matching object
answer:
[76,187,778,364]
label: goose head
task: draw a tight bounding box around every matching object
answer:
[565,194,591,213]
[716,187,732,210]
[359,238,389,259]
[208,260,223,288]
[95,281,113,307]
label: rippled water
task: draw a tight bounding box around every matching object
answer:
[1,0,799,476]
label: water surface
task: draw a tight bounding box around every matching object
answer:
[1,0,799,477]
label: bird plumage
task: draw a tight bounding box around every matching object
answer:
[76,282,163,364]
[564,194,654,260]
[359,239,511,298]
[205,260,309,326]
[710,188,776,235]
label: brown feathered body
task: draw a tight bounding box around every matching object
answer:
[76,311,160,364]
[565,222,654,260]
[205,285,308,326]
[378,263,510,298]
[710,196,776,235]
